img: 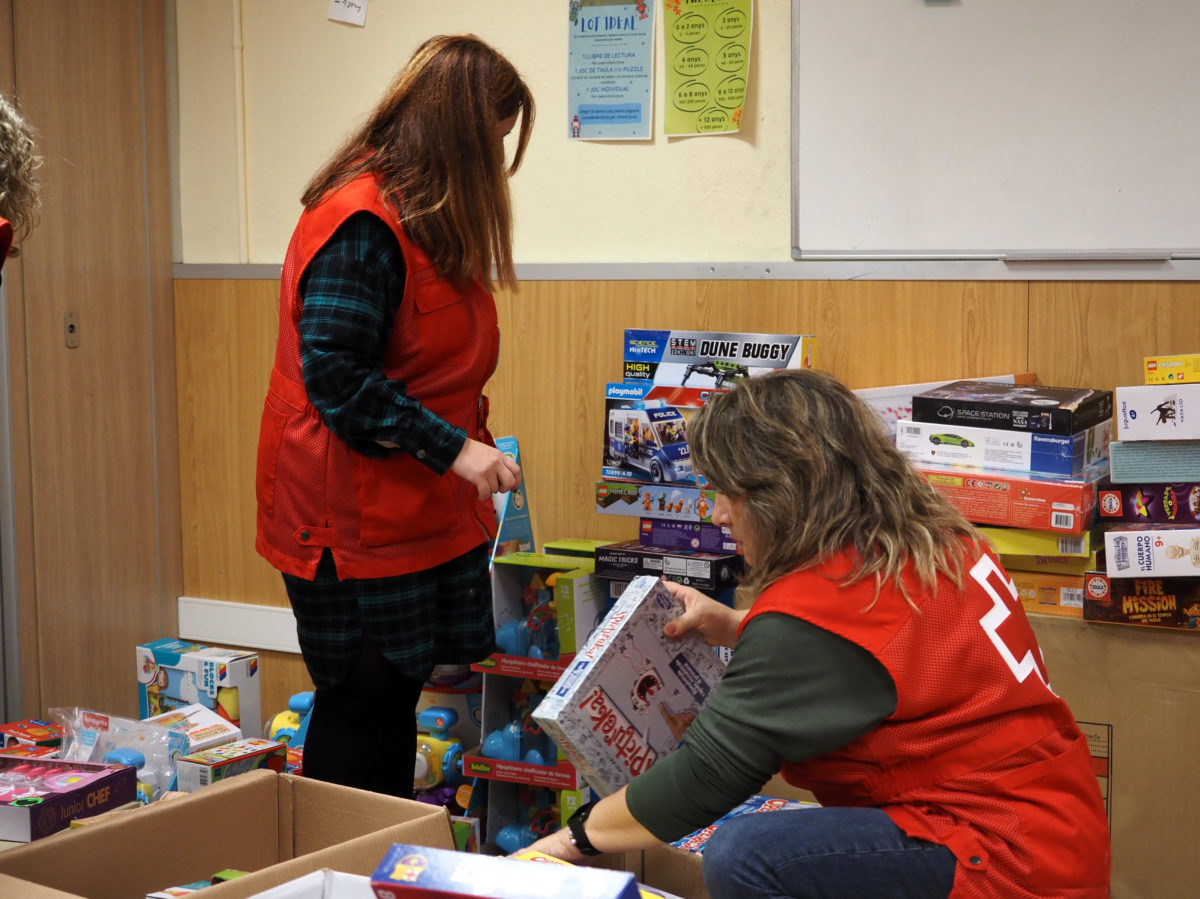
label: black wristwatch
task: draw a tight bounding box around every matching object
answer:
[566,800,603,856]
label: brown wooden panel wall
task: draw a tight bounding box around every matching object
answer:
[175,276,1200,715]
[175,277,1200,714]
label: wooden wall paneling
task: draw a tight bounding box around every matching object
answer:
[174,279,284,605]
[0,0,40,717]
[1029,281,1200,391]
[14,0,172,716]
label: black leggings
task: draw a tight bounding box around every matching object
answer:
[300,633,428,798]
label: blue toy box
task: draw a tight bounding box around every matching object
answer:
[136,638,262,738]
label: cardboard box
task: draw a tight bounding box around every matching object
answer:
[0,755,137,842]
[895,417,1112,478]
[916,465,1102,533]
[1108,439,1200,483]
[595,480,717,524]
[541,537,613,558]
[533,577,727,796]
[1098,480,1200,523]
[372,842,644,898]
[602,383,697,487]
[854,373,1036,436]
[174,737,287,792]
[143,702,243,754]
[594,540,744,592]
[1010,569,1086,619]
[638,519,737,553]
[999,552,1100,577]
[490,436,534,563]
[136,638,262,738]
[1027,615,1200,896]
[1144,353,1200,385]
[0,770,455,899]
[621,329,816,409]
[975,525,1095,558]
[1082,571,1200,631]
[1115,383,1200,441]
[249,869,373,899]
[911,381,1113,436]
[1103,523,1200,577]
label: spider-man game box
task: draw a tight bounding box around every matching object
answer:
[533,576,727,796]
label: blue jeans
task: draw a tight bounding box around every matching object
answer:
[701,807,956,899]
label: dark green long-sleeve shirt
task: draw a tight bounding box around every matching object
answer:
[625,612,898,841]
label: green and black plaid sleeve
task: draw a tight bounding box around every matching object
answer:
[297,211,466,472]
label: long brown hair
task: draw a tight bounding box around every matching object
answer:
[302,34,534,291]
[0,91,42,249]
[688,369,981,606]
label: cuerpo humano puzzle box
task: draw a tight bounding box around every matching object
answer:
[533,576,726,796]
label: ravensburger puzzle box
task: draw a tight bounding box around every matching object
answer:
[533,576,726,796]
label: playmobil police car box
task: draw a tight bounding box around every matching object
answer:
[136,638,262,737]
[621,329,816,408]
[603,382,697,487]
[532,576,727,796]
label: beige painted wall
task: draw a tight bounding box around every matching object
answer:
[174,0,792,264]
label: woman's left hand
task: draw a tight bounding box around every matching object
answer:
[523,824,584,863]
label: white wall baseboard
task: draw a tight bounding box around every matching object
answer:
[177,596,300,654]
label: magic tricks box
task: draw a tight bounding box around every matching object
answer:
[621,329,816,408]
[916,465,1103,533]
[1115,383,1200,441]
[594,539,743,591]
[533,577,727,796]
[895,417,1111,478]
[1098,480,1200,523]
[911,380,1113,436]
[1083,571,1200,632]
[1103,523,1200,578]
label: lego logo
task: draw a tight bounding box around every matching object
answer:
[1086,575,1110,599]
[1148,361,1158,370]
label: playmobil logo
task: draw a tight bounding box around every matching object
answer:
[608,386,647,398]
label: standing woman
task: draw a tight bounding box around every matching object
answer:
[256,35,534,796]
[0,91,42,280]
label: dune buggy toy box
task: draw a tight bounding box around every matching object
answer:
[622,329,816,408]
[533,576,727,796]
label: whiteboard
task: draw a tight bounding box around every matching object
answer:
[791,0,1200,260]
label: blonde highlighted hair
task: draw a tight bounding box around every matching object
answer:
[688,369,981,605]
[302,34,534,292]
[0,92,42,249]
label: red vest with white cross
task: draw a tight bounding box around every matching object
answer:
[745,545,1109,898]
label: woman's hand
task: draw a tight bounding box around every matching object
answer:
[662,580,747,648]
[524,824,584,863]
[451,438,522,501]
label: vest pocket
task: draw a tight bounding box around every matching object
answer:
[357,453,460,547]
[256,397,289,518]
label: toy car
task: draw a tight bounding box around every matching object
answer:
[929,433,974,447]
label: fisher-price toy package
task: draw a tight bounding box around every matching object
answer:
[533,576,727,797]
[136,638,262,737]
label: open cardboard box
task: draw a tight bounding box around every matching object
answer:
[0,770,454,899]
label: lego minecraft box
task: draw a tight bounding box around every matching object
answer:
[533,577,726,796]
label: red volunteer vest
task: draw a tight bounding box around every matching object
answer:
[0,217,12,267]
[255,173,499,580]
[745,547,1109,898]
